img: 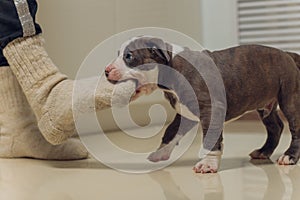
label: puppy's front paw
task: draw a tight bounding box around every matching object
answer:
[194,149,222,173]
[148,150,170,162]
[148,135,183,163]
[277,155,296,165]
[193,155,220,173]
[147,143,174,162]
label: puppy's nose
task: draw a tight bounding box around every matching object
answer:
[105,64,121,81]
[105,69,110,77]
[105,64,113,78]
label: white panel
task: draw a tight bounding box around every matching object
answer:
[201,0,239,50]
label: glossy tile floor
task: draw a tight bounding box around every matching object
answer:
[0,121,299,200]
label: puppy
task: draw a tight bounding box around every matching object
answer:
[105,36,300,173]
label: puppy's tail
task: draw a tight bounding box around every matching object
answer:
[287,51,300,70]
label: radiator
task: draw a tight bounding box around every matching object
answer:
[238,0,300,54]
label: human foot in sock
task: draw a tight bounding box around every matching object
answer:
[0,67,88,160]
[3,35,136,145]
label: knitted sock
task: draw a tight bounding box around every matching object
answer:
[0,67,88,160]
[3,35,136,145]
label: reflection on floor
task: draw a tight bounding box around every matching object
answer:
[0,121,299,200]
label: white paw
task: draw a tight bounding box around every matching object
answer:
[148,143,173,162]
[148,135,183,163]
[193,154,221,173]
[277,155,295,165]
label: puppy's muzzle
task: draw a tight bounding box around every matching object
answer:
[105,64,122,83]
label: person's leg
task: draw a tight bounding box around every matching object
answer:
[0,66,88,160]
[1,0,136,145]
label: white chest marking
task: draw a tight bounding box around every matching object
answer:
[161,89,200,122]
[171,44,184,59]
[175,102,200,122]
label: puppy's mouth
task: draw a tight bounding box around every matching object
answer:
[112,78,142,94]
[109,76,156,98]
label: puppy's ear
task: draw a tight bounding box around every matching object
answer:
[165,42,172,61]
[148,38,171,63]
[150,45,170,62]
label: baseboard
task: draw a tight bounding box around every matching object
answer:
[96,99,287,133]
[238,110,287,121]
[97,99,176,133]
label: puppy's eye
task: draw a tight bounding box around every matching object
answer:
[125,52,133,62]
[151,46,157,54]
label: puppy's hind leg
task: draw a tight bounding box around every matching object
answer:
[250,105,284,159]
[277,92,300,165]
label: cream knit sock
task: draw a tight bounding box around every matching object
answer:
[0,67,88,160]
[3,35,136,145]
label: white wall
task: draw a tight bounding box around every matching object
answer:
[37,0,202,78]
[201,0,239,50]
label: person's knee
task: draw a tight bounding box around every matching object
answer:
[0,49,9,66]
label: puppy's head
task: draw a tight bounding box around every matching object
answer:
[105,36,172,98]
